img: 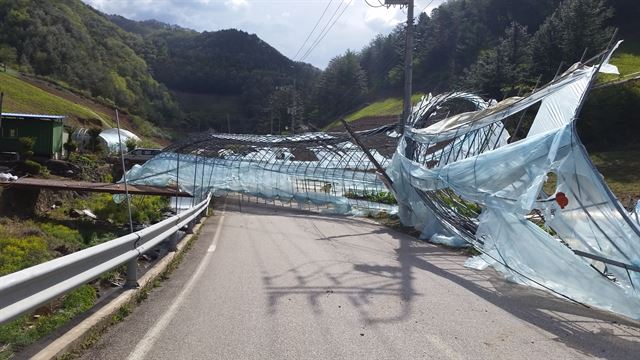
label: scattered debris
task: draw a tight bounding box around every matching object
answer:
[0,172,17,182]
[82,209,97,219]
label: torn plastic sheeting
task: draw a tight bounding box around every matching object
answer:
[395,121,640,317]
[120,151,394,216]
[526,67,591,137]
[396,125,573,212]
[476,208,640,319]
[407,122,510,169]
[0,173,18,182]
[390,47,640,319]
[405,66,595,143]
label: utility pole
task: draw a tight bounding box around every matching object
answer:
[0,92,4,129]
[270,108,274,135]
[291,79,296,135]
[226,113,231,133]
[385,0,414,134]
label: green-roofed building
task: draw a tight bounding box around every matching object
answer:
[0,112,65,159]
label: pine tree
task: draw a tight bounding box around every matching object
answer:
[463,22,532,99]
[531,0,614,81]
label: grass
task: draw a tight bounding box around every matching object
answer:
[610,40,640,76]
[129,116,168,147]
[0,190,171,358]
[597,40,640,83]
[323,93,424,130]
[590,151,640,204]
[344,190,397,205]
[0,71,112,128]
[0,285,97,359]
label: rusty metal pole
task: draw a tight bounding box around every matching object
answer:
[116,109,137,288]
[340,119,395,195]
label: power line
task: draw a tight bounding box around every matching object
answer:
[417,0,436,17]
[300,0,344,61]
[299,0,346,62]
[293,0,334,61]
[300,0,353,63]
[364,0,385,8]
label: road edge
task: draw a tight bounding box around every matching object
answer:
[30,216,209,360]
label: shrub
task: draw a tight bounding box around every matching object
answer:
[344,190,397,205]
[18,136,36,159]
[0,285,96,356]
[22,159,43,175]
[89,193,170,225]
[63,140,77,157]
[0,234,50,276]
[39,223,83,254]
[125,138,138,152]
[87,127,102,153]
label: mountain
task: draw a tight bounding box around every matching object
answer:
[0,0,319,135]
[0,0,181,126]
[107,18,321,132]
[0,0,637,138]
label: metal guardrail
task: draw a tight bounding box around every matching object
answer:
[0,194,212,324]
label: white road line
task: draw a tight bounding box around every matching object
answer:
[127,201,226,360]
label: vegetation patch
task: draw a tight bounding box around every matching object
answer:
[609,40,640,77]
[344,190,397,205]
[324,94,424,130]
[0,72,111,128]
[0,285,97,359]
[590,151,640,205]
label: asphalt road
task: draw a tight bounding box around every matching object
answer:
[79,197,640,360]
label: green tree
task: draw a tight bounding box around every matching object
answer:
[125,138,138,152]
[87,128,102,153]
[0,44,17,65]
[531,0,614,81]
[315,50,367,125]
[18,137,35,160]
[463,22,533,98]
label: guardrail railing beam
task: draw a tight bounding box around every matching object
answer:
[0,193,212,324]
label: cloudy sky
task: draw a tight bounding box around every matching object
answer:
[82,0,444,69]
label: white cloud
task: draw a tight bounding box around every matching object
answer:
[82,0,446,69]
[364,6,403,31]
[225,0,248,11]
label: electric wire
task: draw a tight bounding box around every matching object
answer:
[418,0,436,15]
[298,0,346,62]
[293,0,334,61]
[299,0,353,63]
[364,0,385,8]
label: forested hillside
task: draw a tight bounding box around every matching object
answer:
[108,15,320,133]
[316,0,640,149]
[0,0,637,143]
[0,0,181,125]
[0,0,318,133]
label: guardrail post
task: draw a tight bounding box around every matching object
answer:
[165,232,179,252]
[125,258,138,288]
[186,220,195,234]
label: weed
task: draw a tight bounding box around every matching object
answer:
[343,190,397,205]
[0,233,50,276]
[112,305,131,323]
[0,286,96,358]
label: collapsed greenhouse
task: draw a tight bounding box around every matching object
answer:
[122,41,640,319]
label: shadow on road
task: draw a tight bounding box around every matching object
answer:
[225,196,640,359]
